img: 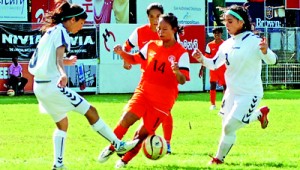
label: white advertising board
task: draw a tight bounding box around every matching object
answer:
[136,0,205,25]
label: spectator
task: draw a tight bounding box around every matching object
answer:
[8,56,28,95]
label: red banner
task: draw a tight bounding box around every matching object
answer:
[285,0,300,9]
[0,62,33,93]
[179,25,206,63]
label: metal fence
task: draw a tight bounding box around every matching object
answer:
[262,63,300,85]
[206,26,300,85]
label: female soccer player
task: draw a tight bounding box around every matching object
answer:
[28,1,137,169]
[199,27,226,110]
[99,13,190,168]
[192,4,277,164]
[122,2,173,154]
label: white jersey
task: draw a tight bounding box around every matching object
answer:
[29,23,71,80]
[203,31,277,97]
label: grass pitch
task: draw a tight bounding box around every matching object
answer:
[0,90,299,170]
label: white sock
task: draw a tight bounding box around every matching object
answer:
[249,109,262,123]
[53,129,66,167]
[92,118,120,146]
[215,135,235,161]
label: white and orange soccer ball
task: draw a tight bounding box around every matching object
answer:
[142,135,167,160]
[7,89,15,96]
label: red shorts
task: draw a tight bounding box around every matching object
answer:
[124,92,169,134]
[210,64,226,86]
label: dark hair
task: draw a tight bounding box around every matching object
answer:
[212,27,223,34]
[160,13,184,41]
[41,0,87,31]
[146,2,164,16]
[223,4,252,32]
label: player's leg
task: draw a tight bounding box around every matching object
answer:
[211,95,261,164]
[98,94,145,163]
[116,107,167,168]
[210,81,217,110]
[52,116,68,169]
[211,117,245,164]
[116,124,149,168]
[162,113,173,154]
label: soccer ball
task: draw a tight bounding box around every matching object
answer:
[7,89,15,96]
[142,135,167,160]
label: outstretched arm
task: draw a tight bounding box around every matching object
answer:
[259,37,277,64]
[114,45,138,64]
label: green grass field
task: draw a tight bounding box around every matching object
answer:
[0,90,299,170]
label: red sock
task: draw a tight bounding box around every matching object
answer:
[122,141,143,163]
[109,124,128,151]
[162,114,173,144]
[210,90,216,105]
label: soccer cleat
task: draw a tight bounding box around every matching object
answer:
[115,159,127,168]
[52,165,67,170]
[167,143,172,154]
[209,157,223,165]
[98,146,115,163]
[210,105,217,110]
[114,139,139,154]
[259,106,270,129]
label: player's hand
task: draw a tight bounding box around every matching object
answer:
[259,37,268,54]
[58,74,68,88]
[171,61,180,74]
[114,45,123,55]
[192,49,204,63]
[64,55,77,66]
[123,62,132,70]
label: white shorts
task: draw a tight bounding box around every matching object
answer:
[219,91,262,124]
[33,79,90,122]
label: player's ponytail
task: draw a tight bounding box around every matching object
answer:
[41,0,87,32]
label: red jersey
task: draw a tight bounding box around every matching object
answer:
[205,40,224,59]
[133,40,190,110]
[123,24,159,52]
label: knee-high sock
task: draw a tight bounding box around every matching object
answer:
[53,129,66,167]
[215,118,245,161]
[210,90,216,105]
[249,109,262,123]
[108,124,129,151]
[92,118,120,146]
[162,114,173,144]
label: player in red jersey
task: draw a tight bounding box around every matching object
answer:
[199,27,227,110]
[122,3,174,154]
[98,13,190,168]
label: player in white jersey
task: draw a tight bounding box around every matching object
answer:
[28,1,137,169]
[192,4,277,165]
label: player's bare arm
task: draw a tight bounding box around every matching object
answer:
[114,45,137,64]
[64,55,77,66]
[171,62,186,85]
[56,46,68,88]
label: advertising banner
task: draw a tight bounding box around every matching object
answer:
[0,0,28,21]
[0,25,97,60]
[99,24,140,64]
[68,27,97,59]
[30,0,55,23]
[99,24,205,64]
[0,62,33,93]
[285,0,300,10]
[0,25,41,60]
[65,60,97,93]
[136,0,205,25]
[179,25,206,63]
